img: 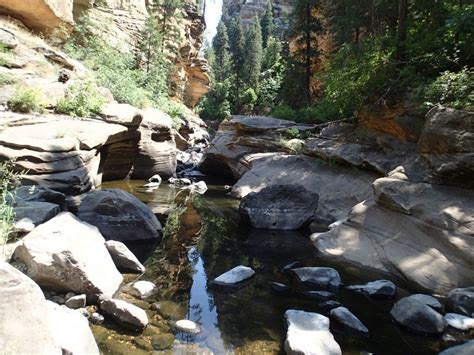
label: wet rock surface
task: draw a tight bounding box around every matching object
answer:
[347,280,397,298]
[330,306,369,336]
[291,267,342,290]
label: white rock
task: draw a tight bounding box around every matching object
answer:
[100,298,148,331]
[65,294,86,309]
[284,309,341,355]
[175,319,201,334]
[47,301,99,355]
[105,240,145,273]
[129,280,156,299]
[13,218,35,233]
[13,212,123,297]
[191,181,208,194]
[213,265,255,285]
[444,313,474,331]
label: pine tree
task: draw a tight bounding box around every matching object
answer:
[227,17,245,112]
[260,0,275,48]
[150,0,183,53]
[212,20,231,83]
[243,18,263,89]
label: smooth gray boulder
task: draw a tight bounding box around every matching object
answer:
[439,340,474,355]
[100,298,149,331]
[444,313,474,331]
[99,103,143,127]
[446,287,474,317]
[390,295,446,334]
[13,212,123,297]
[105,240,145,273]
[47,301,99,354]
[292,267,342,290]
[347,280,396,298]
[330,306,369,336]
[284,309,341,355]
[409,294,443,312]
[213,265,255,286]
[77,189,162,242]
[239,185,319,230]
[0,262,61,354]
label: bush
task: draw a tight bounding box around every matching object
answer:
[421,67,473,110]
[197,81,232,121]
[155,97,188,130]
[0,160,19,244]
[55,80,106,117]
[0,73,17,86]
[8,85,45,113]
[270,104,297,121]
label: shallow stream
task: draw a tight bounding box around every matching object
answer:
[92,180,460,354]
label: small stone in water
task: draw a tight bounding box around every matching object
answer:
[130,280,156,299]
[51,295,65,305]
[175,319,200,334]
[270,282,291,295]
[64,292,76,301]
[444,313,474,331]
[65,294,86,309]
[301,290,334,301]
[152,333,175,350]
[213,265,255,285]
[90,312,105,325]
[317,300,342,311]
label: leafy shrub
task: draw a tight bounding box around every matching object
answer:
[270,104,297,121]
[55,80,106,117]
[241,87,258,114]
[421,67,473,110]
[8,85,45,113]
[0,73,17,86]
[0,160,19,244]
[197,81,232,121]
[155,97,188,130]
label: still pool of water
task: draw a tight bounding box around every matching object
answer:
[94,180,463,354]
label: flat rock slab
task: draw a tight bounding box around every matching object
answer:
[390,294,446,334]
[0,261,61,354]
[99,103,143,127]
[47,301,99,355]
[346,280,396,298]
[105,240,145,273]
[292,267,342,290]
[239,184,319,230]
[13,212,123,297]
[330,307,369,336]
[77,189,162,242]
[284,309,341,355]
[213,265,255,286]
[100,298,149,331]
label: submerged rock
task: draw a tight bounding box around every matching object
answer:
[105,240,145,274]
[439,339,474,355]
[301,290,334,301]
[0,261,61,354]
[213,265,255,286]
[330,306,369,336]
[291,267,342,290]
[444,313,474,331]
[318,301,342,312]
[47,301,99,355]
[284,309,341,355]
[446,287,474,317]
[281,261,303,274]
[346,280,396,298]
[152,301,186,320]
[239,185,319,230]
[390,294,446,334]
[100,298,149,331]
[13,212,123,297]
[77,189,162,242]
[270,282,291,295]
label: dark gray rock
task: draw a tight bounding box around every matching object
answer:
[390,295,447,334]
[301,290,334,301]
[447,287,474,317]
[13,201,60,226]
[12,186,66,210]
[239,185,319,230]
[270,282,291,295]
[439,340,474,355]
[409,294,443,312]
[330,306,369,336]
[292,267,342,290]
[318,301,342,312]
[281,261,303,274]
[347,280,396,298]
[77,189,162,242]
[65,294,86,309]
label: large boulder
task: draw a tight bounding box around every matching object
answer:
[239,185,319,230]
[390,294,446,334]
[13,212,123,297]
[418,106,474,188]
[0,261,61,354]
[77,189,162,242]
[105,240,145,273]
[446,287,474,317]
[47,301,99,354]
[312,177,474,295]
[284,309,341,355]
[13,200,60,226]
[131,108,177,179]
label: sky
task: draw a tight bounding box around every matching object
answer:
[204,0,223,44]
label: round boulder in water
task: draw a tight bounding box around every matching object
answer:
[239,185,319,230]
[77,189,162,242]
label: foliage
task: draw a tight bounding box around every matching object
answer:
[0,160,19,245]
[8,85,45,113]
[270,104,297,121]
[243,18,263,89]
[421,67,474,110]
[55,80,106,117]
[155,97,188,130]
[212,20,231,83]
[240,87,258,114]
[197,81,231,121]
[260,0,275,48]
[0,43,14,67]
[0,73,17,86]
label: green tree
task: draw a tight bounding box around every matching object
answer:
[243,18,263,89]
[260,0,275,48]
[227,17,245,112]
[150,0,183,53]
[212,20,231,83]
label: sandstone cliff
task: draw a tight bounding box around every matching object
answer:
[0,0,209,108]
